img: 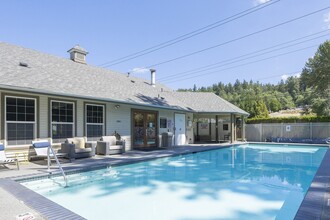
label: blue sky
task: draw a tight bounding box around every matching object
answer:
[1,0,329,90]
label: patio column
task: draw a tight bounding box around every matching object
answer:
[215,115,219,142]
[242,116,246,141]
[230,114,235,143]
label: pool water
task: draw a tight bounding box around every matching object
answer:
[21,144,327,220]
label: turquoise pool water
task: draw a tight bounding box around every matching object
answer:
[21,144,327,220]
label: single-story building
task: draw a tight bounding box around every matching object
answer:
[0,42,248,154]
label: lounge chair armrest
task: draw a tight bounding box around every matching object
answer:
[116,140,124,145]
[61,143,75,159]
[85,141,96,156]
[96,141,109,155]
[116,140,125,153]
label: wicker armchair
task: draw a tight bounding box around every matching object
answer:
[61,137,96,160]
[96,136,125,155]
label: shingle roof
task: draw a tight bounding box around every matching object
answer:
[170,92,249,115]
[0,42,248,115]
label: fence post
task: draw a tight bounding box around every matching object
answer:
[309,122,312,139]
[260,124,263,142]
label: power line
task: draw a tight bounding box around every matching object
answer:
[159,30,330,81]
[99,0,280,67]
[159,29,329,80]
[146,6,330,68]
[164,44,318,84]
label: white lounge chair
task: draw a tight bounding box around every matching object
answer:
[0,143,19,170]
[32,140,68,163]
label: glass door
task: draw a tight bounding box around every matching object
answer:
[133,112,145,147]
[146,113,156,146]
[132,110,158,148]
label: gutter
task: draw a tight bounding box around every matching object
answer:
[194,111,250,116]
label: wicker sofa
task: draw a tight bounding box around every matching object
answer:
[61,137,96,160]
[96,136,125,155]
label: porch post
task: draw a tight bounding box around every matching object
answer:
[242,116,246,141]
[215,115,219,142]
[230,114,235,143]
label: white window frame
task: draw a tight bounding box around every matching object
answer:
[85,104,105,140]
[50,100,75,140]
[5,95,37,146]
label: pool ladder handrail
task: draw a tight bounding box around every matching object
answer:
[47,146,68,187]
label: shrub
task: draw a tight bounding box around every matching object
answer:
[246,116,330,124]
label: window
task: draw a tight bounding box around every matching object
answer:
[160,118,167,128]
[86,104,104,141]
[5,96,36,145]
[51,101,74,143]
[223,124,229,131]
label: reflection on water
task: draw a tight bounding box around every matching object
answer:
[22,144,327,220]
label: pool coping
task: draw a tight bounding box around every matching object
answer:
[294,146,330,220]
[0,178,85,220]
[1,142,329,220]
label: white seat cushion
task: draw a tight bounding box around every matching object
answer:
[68,137,86,149]
[101,136,117,145]
[75,148,92,153]
[109,145,123,150]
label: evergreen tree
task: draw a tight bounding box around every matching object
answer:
[301,40,330,116]
[177,40,330,118]
[253,100,269,118]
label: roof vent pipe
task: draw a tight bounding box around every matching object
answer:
[150,69,156,87]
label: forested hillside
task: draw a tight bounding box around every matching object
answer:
[178,41,330,118]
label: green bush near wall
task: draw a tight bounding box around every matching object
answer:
[246,116,330,124]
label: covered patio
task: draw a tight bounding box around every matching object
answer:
[193,113,246,143]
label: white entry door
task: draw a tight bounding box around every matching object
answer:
[174,113,186,145]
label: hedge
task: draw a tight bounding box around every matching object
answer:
[246,116,330,124]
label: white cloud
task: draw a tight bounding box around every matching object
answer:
[281,72,301,81]
[324,11,330,28]
[131,67,150,74]
[253,0,270,5]
[295,73,301,78]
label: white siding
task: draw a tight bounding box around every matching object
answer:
[158,109,174,134]
[0,89,197,150]
[39,95,49,139]
[106,103,131,150]
[76,100,84,137]
[158,109,174,147]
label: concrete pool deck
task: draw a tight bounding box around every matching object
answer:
[0,143,329,220]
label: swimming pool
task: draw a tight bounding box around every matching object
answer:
[21,144,327,220]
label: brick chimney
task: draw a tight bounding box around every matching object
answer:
[67,45,88,64]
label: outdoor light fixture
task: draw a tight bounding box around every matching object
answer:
[115,105,120,109]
